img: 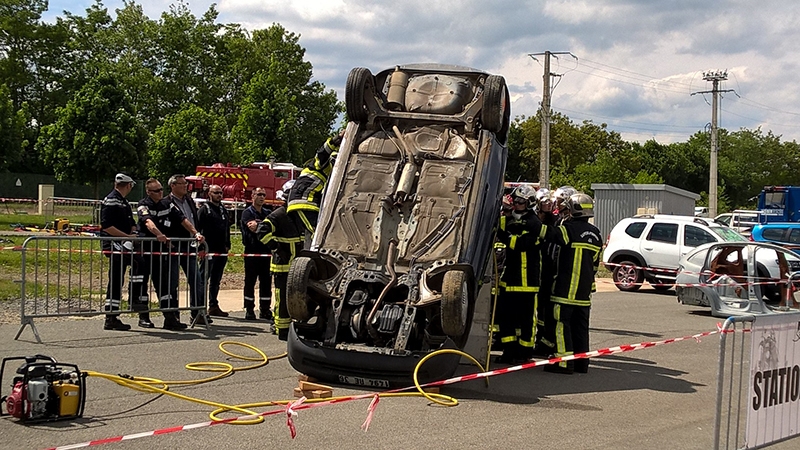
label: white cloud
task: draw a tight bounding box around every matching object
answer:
[42,0,800,144]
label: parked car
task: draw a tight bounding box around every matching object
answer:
[750,223,800,254]
[285,64,510,387]
[602,214,746,291]
[713,210,761,236]
[694,206,709,218]
[676,241,800,317]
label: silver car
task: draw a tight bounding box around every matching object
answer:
[676,241,800,317]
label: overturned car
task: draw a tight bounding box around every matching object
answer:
[286,64,510,387]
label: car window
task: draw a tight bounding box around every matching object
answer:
[716,215,732,226]
[684,225,717,247]
[762,228,787,241]
[790,228,800,244]
[710,227,748,242]
[625,222,647,238]
[685,249,707,266]
[647,223,678,244]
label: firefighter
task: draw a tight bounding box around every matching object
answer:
[100,173,146,331]
[241,186,273,320]
[257,180,304,341]
[197,184,231,318]
[533,188,557,357]
[494,185,547,363]
[287,131,343,234]
[137,178,203,330]
[543,193,603,374]
[490,194,515,349]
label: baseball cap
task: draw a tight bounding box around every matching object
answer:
[115,173,136,186]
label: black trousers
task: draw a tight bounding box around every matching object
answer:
[200,255,227,307]
[496,288,537,349]
[104,249,147,314]
[243,255,272,306]
[553,303,590,372]
[537,279,556,350]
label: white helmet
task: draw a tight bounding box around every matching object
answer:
[512,185,537,204]
[276,190,286,201]
[568,193,594,218]
[553,186,577,209]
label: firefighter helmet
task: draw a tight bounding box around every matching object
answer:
[553,186,577,209]
[277,180,295,201]
[568,193,594,218]
[512,185,537,203]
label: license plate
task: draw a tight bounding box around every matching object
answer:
[338,375,390,388]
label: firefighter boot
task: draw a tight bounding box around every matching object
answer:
[138,313,155,328]
[259,299,273,322]
[244,300,257,320]
[104,315,131,331]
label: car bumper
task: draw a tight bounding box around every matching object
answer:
[287,324,462,388]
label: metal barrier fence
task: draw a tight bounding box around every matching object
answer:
[15,235,210,343]
[714,313,800,449]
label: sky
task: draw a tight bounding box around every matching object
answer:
[44,0,800,144]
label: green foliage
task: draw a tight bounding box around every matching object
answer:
[0,83,27,170]
[37,73,148,193]
[149,104,234,182]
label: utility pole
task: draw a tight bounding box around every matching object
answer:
[529,51,574,190]
[692,71,732,218]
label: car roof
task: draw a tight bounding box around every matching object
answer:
[625,215,721,227]
[753,222,800,229]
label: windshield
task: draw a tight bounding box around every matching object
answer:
[711,227,747,242]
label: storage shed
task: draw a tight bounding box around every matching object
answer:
[590,184,700,238]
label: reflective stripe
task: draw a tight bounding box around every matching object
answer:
[519,338,535,347]
[499,216,507,231]
[569,248,582,300]
[298,210,314,233]
[271,263,291,272]
[559,226,569,244]
[287,202,320,212]
[509,235,517,250]
[500,336,517,343]
[553,304,570,368]
[552,295,591,307]
[520,251,528,288]
[505,286,539,292]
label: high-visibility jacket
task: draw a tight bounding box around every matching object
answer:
[495,210,547,292]
[257,206,304,273]
[548,218,603,307]
[287,138,339,232]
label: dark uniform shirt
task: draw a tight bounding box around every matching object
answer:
[197,201,231,253]
[241,205,272,254]
[137,196,186,240]
[100,189,136,250]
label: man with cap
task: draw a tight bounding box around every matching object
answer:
[100,173,147,331]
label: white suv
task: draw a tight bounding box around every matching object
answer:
[602,215,746,291]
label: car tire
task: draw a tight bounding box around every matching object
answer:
[345,67,373,123]
[287,256,316,321]
[481,75,508,135]
[612,259,643,292]
[441,270,469,339]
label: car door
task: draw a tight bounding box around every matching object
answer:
[641,222,680,271]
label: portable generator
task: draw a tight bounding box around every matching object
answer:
[0,355,86,422]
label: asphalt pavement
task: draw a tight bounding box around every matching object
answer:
[1,283,797,450]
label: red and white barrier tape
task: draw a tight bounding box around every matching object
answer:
[46,327,725,449]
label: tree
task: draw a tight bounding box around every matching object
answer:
[230,24,341,164]
[37,73,148,196]
[148,104,233,182]
[0,83,26,170]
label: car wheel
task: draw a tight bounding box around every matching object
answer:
[345,67,373,123]
[287,256,316,321]
[612,260,643,292]
[481,75,508,134]
[441,270,469,339]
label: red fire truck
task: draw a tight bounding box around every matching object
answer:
[187,161,302,207]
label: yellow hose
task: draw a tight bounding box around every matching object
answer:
[85,340,483,425]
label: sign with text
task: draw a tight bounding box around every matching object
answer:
[747,314,800,447]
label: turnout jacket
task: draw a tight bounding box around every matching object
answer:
[495,210,547,292]
[256,206,304,273]
[547,218,603,307]
[287,138,339,231]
